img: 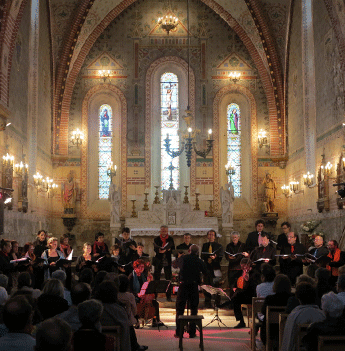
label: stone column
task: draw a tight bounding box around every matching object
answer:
[301,0,316,174]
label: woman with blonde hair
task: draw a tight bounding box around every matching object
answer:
[76,242,95,275]
[41,237,65,280]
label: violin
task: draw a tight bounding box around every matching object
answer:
[237,258,252,290]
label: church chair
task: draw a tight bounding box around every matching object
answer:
[278,313,289,351]
[178,315,204,351]
[102,325,121,351]
[318,335,345,351]
[248,297,265,351]
[265,306,286,351]
[296,323,310,351]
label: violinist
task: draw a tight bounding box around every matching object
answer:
[128,259,163,328]
[225,231,248,289]
[231,258,261,328]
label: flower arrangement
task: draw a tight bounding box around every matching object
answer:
[301,220,324,246]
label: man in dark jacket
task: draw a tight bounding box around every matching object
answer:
[245,220,269,252]
[250,233,276,271]
[175,244,207,338]
[153,225,175,301]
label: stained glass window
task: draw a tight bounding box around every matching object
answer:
[161,72,180,190]
[227,103,242,197]
[98,104,112,199]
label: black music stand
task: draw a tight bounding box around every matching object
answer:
[201,285,230,328]
[144,280,170,330]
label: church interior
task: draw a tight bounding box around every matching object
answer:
[0,0,345,253]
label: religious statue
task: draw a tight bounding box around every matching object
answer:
[109,183,121,226]
[262,173,277,213]
[220,181,235,224]
[61,170,77,213]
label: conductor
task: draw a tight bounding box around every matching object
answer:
[174,244,207,339]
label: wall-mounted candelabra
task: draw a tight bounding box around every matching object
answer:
[71,128,84,148]
[2,153,14,209]
[229,71,241,84]
[303,171,315,188]
[290,180,304,194]
[107,162,117,183]
[14,161,29,212]
[33,172,57,197]
[258,129,268,148]
[225,162,235,182]
[281,184,291,198]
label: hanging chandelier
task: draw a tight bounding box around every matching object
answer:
[158,0,178,35]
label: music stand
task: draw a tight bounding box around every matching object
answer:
[144,280,170,330]
[201,285,230,328]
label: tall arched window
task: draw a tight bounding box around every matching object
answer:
[227,103,241,196]
[161,72,180,190]
[98,104,113,199]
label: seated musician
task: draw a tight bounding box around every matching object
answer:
[230,257,261,328]
[326,240,345,287]
[250,233,276,271]
[225,231,248,289]
[280,232,306,285]
[128,259,163,328]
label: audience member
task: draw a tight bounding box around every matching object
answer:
[326,240,345,286]
[16,272,41,299]
[56,282,91,331]
[260,274,292,346]
[336,274,345,306]
[0,296,36,351]
[37,278,69,320]
[315,267,334,306]
[36,317,72,351]
[79,267,94,286]
[256,263,276,298]
[74,299,114,351]
[286,274,315,313]
[303,291,345,351]
[52,270,72,305]
[96,280,131,351]
[281,282,325,351]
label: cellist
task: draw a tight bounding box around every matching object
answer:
[128,259,163,328]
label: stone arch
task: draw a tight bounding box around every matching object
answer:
[144,55,196,192]
[80,84,127,218]
[213,84,258,215]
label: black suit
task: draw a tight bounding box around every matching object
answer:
[279,242,306,285]
[225,241,245,288]
[201,241,223,305]
[245,231,269,252]
[250,244,276,270]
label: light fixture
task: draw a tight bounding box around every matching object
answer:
[158,0,178,35]
[303,172,315,187]
[107,161,117,182]
[229,71,241,84]
[281,184,291,198]
[2,153,14,166]
[289,179,304,195]
[258,129,268,148]
[225,162,235,181]
[324,162,332,176]
[71,128,84,148]
[14,161,28,175]
[0,122,11,131]
[33,172,43,190]
[2,153,14,209]
[163,0,213,168]
[98,70,111,82]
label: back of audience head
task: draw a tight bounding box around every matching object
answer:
[78,299,103,328]
[273,274,291,294]
[306,264,318,279]
[261,263,276,283]
[93,270,109,288]
[321,291,344,318]
[35,317,72,351]
[79,268,94,286]
[0,274,8,290]
[296,274,315,287]
[71,282,91,306]
[42,279,64,298]
[118,274,129,293]
[338,265,345,276]
[52,270,67,286]
[315,267,331,283]
[17,272,32,289]
[95,280,118,303]
[3,296,33,333]
[295,282,317,305]
[0,287,8,305]
[337,274,345,292]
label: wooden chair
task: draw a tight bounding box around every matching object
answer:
[241,303,252,327]
[102,325,121,351]
[248,297,265,351]
[296,323,310,351]
[318,335,345,351]
[178,315,204,351]
[265,306,286,351]
[279,313,289,351]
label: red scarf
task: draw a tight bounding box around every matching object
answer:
[160,234,168,247]
[291,246,294,253]
[327,248,341,276]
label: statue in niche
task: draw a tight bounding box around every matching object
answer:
[109,183,121,225]
[220,181,234,224]
[61,170,77,214]
[262,173,277,213]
